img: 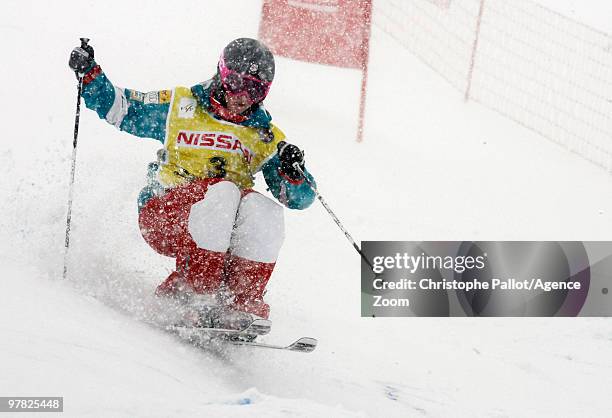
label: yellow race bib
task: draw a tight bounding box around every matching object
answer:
[158,87,284,189]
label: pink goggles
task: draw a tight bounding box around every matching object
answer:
[218,55,271,103]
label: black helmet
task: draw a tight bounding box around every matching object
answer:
[217,38,275,104]
[220,38,275,82]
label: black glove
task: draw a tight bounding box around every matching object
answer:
[68,42,94,74]
[277,141,305,181]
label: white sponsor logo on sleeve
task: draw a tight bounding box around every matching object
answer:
[144,91,160,104]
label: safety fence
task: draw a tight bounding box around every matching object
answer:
[374,0,612,170]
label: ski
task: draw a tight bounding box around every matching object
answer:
[227,336,318,353]
[168,319,317,353]
[168,318,272,337]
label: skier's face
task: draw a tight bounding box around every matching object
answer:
[225,91,253,115]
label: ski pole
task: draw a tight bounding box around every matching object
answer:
[294,164,375,272]
[63,37,90,279]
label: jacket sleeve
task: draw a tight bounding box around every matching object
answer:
[79,63,170,143]
[261,154,316,210]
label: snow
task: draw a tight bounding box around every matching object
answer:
[1,0,612,417]
[533,0,612,34]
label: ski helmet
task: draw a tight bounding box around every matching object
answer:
[218,38,275,104]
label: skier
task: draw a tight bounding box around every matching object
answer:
[68,38,316,325]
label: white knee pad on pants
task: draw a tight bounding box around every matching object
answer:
[230,192,285,263]
[188,181,241,252]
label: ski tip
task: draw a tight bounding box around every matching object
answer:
[288,337,318,353]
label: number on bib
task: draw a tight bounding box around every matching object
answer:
[208,156,227,178]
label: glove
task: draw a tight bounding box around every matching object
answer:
[68,43,95,74]
[277,141,305,181]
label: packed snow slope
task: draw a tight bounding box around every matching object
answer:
[1,1,612,417]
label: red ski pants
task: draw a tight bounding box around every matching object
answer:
[138,179,284,318]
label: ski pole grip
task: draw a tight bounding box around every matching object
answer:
[74,38,92,78]
[294,163,316,193]
[294,162,306,180]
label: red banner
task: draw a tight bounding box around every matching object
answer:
[259,0,371,69]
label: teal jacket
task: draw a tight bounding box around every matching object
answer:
[79,63,316,211]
